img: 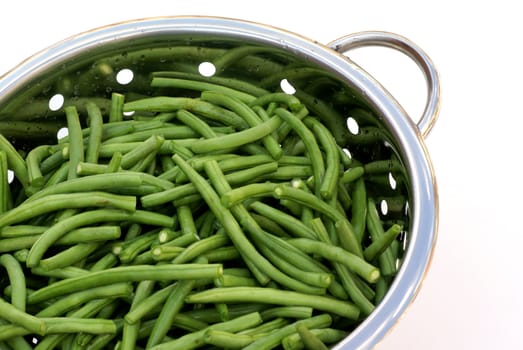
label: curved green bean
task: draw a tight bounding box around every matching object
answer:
[0,254,26,311]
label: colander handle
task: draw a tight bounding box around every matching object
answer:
[328,31,440,138]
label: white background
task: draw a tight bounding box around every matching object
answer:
[1,1,521,349]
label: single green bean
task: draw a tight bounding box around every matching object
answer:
[172,233,229,265]
[39,242,101,271]
[220,182,278,208]
[152,77,256,103]
[0,191,136,227]
[26,172,144,201]
[341,166,365,183]
[0,296,46,335]
[190,115,283,154]
[175,109,217,139]
[186,287,358,320]
[109,92,125,123]
[64,105,84,180]
[85,102,104,163]
[36,283,132,317]
[123,97,249,129]
[364,223,403,261]
[303,117,341,200]
[0,254,26,311]
[203,329,255,349]
[28,264,222,304]
[274,108,324,194]
[26,145,52,188]
[120,134,164,169]
[296,323,329,350]
[146,279,196,348]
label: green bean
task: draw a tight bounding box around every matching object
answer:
[28,264,222,305]
[0,151,10,214]
[190,114,283,154]
[341,166,365,184]
[85,102,104,163]
[177,204,198,238]
[202,246,240,262]
[0,134,29,189]
[160,232,199,248]
[288,238,379,284]
[296,323,329,350]
[282,328,348,350]
[151,246,184,261]
[152,70,270,97]
[201,91,283,159]
[0,254,26,311]
[254,242,332,289]
[0,296,46,335]
[259,306,313,322]
[109,92,125,123]
[12,224,43,240]
[5,337,31,350]
[120,134,164,169]
[26,145,52,188]
[273,185,363,258]
[367,198,397,276]
[202,159,326,295]
[350,177,367,243]
[148,312,263,350]
[186,287,358,320]
[364,223,403,261]
[303,117,340,200]
[249,92,303,113]
[146,279,196,348]
[26,208,174,268]
[123,97,249,129]
[220,182,278,208]
[0,191,135,227]
[248,201,317,240]
[27,172,144,201]
[118,231,158,264]
[172,233,229,264]
[42,161,69,188]
[203,329,255,349]
[39,243,101,271]
[152,77,256,103]
[274,108,324,194]
[337,180,352,212]
[0,226,121,253]
[64,106,84,180]
[31,266,88,280]
[175,109,217,139]
[36,283,132,317]
[142,162,277,208]
[250,212,290,238]
[120,280,155,350]
[243,314,332,350]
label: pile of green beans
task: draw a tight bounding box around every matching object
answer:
[0,46,408,349]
